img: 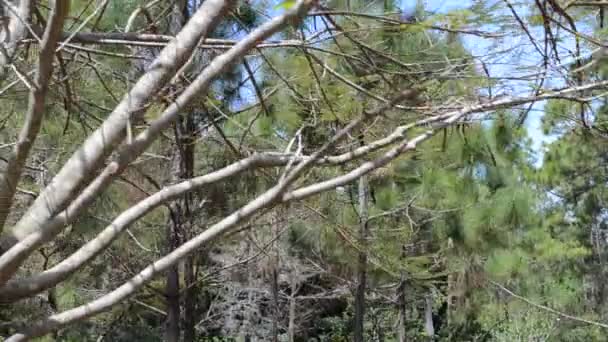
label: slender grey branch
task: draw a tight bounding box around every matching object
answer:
[2,0,314,284]
[0,0,232,285]
[0,0,324,303]
[0,0,69,233]
[491,280,608,329]
[20,32,309,50]
[0,0,32,80]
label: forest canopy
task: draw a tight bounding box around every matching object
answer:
[1,0,608,341]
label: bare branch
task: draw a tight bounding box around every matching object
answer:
[0,0,318,303]
[0,0,233,285]
[1,0,315,280]
[21,32,309,50]
[0,0,69,232]
[492,280,608,329]
[0,0,32,80]
[3,77,403,342]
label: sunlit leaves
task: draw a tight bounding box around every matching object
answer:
[274,0,296,10]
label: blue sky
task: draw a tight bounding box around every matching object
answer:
[404,0,471,12]
[250,0,565,164]
[406,0,558,165]
[402,1,563,164]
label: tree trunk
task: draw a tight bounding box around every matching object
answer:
[270,266,279,342]
[424,294,435,341]
[447,273,453,328]
[288,273,297,342]
[180,97,197,342]
[164,3,193,341]
[183,256,196,342]
[270,208,282,342]
[166,112,197,342]
[242,239,255,341]
[165,179,183,342]
[165,235,181,342]
[354,176,369,342]
[397,275,407,342]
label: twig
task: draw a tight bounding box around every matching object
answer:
[491,280,608,329]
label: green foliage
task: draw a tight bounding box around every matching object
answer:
[274,0,296,10]
[484,307,557,342]
[5,1,608,341]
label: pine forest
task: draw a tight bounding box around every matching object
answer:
[3,0,608,341]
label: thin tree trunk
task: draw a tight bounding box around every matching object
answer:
[165,196,182,342]
[181,112,197,342]
[270,208,282,342]
[165,240,181,342]
[164,190,182,342]
[447,274,453,328]
[242,239,254,341]
[424,294,435,341]
[288,273,297,342]
[397,276,407,342]
[354,175,369,342]
[165,3,190,341]
[166,103,198,342]
[271,265,279,342]
[183,256,196,342]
